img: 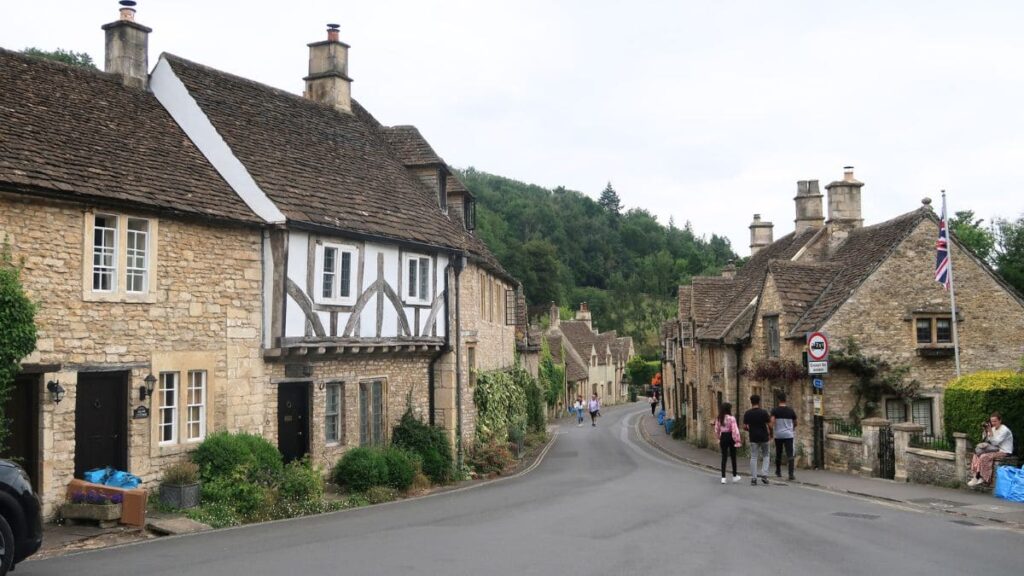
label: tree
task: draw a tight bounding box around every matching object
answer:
[0,238,38,452]
[598,182,622,216]
[21,47,97,69]
[950,210,996,262]
[993,215,1024,295]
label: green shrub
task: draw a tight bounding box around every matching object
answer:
[191,432,283,485]
[467,438,514,476]
[278,458,324,503]
[391,410,453,484]
[201,476,269,519]
[382,447,416,491]
[944,371,1024,450]
[332,447,387,492]
[364,486,398,504]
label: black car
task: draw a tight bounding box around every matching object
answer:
[0,459,42,575]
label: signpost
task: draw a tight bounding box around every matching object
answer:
[807,332,829,469]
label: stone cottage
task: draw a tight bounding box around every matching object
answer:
[670,168,1024,468]
[545,303,633,406]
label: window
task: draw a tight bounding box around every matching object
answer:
[479,272,486,315]
[438,171,448,213]
[186,371,206,441]
[315,242,356,305]
[159,372,179,444]
[765,315,780,358]
[325,382,342,443]
[125,218,149,293]
[885,399,907,423]
[403,254,431,304]
[464,198,476,231]
[912,398,934,435]
[505,289,517,326]
[914,316,953,345]
[359,379,386,446]
[467,346,477,388]
[92,214,118,291]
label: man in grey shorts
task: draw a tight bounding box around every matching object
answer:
[770,392,798,481]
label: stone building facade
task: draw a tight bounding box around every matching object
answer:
[545,303,633,406]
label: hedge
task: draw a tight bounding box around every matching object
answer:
[944,371,1024,451]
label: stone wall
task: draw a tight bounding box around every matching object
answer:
[906,448,958,487]
[825,434,864,473]
[2,193,264,516]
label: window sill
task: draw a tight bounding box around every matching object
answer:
[916,345,955,358]
[83,290,157,304]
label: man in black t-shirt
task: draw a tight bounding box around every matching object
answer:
[743,394,772,485]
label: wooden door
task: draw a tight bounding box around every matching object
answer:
[277,383,309,463]
[2,374,40,491]
[74,371,128,478]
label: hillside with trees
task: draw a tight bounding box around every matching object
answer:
[458,168,737,354]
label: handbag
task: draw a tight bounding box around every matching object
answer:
[975,442,998,455]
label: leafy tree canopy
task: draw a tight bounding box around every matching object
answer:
[950,210,996,262]
[598,182,622,215]
[21,47,97,69]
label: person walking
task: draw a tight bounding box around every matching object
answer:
[743,394,772,485]
[649,392,658,416]
[573,395,585,427]
[770,392,798,481]
[588,393,601,427]
[713,402,742,484]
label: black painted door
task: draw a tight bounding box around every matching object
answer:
[74,372,128,479]
[278,383,309,463]
[2,374,40,491]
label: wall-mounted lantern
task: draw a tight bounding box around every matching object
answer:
[139,373,157,403]
[46,380,66,404]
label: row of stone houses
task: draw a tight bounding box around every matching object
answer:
[545,303,634,407]
[663,168,1024,470]
[0,4,523,516]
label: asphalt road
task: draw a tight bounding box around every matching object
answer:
[22,405,1023,575]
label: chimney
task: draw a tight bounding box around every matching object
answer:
[303,23,353,113]
[748,214,774,256]
[549,302,560,330]
[825,166,864,250]
[101,1,151,89]
[575,302,592,330]
[794,180,825,234]
[721,262,736,279]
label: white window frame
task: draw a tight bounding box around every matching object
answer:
[325,382,342,444]
[125,218,149,293]
[403,253,432,305]
[314,241,357,306]
[92,213,118,292]
[159,372,179,445]
[185,370,207,442]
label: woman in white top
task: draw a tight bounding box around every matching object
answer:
[968,411,1014,487]
[574,396,585,427]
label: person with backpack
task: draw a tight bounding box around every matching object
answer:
[713,402,742,484]
[743,394,772,485]
[770,392,798,481]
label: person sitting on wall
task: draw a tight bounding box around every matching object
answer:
[967,411,1014,488]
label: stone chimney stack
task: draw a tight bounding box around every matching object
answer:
[549,302,560,330]
[748,214,774,256]
[575,302,592,330]
[794,180,825,234]
[303,24,353,113]
[101,1,151,89]
[825,166,864,249]
[721,262,736,279]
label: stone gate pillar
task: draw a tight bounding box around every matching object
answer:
[860,418,889,477]
[892,422,925,482]
[953,432,970,484]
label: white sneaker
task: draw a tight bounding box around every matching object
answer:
[967,477,981,487]
[721,478,727,484]
[732,475,742,483]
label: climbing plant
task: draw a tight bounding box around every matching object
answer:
[741,357,806,383]
[830,338,920,422]
[538,338,565,410]
[474,369,529,443]
[0,236,38,452]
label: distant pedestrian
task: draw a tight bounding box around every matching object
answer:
[743,394,772,485]
[574,395,585,427]
[589,393,601,427]
[649,393,658,416]
[770,392,798,481]
[968,411,1014,488]
[713,402,742,484]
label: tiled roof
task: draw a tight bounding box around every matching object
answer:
[164,54,468,249]
[691,277,737,333]
[767,261,839,330]
[547,333,588,382]
[559,321,598,362]
[381,125,445,167]
[616,336,634,363]
[678,285,692,322]
[447,170,474,197]
[596,331,618,365]
[0,49,259,223]
[701,229,819,342]
[789,208,929,335]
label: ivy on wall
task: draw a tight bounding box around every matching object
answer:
[831,338,920,422]
[0,237,38,452]
[474,364,542,443]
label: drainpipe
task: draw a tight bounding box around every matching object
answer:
[452,252,465,470]
[733,342,744,415]
[427,263,453,427]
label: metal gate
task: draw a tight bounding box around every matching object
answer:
[878,424,895,479]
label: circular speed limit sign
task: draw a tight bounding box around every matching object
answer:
[807,331,829,361]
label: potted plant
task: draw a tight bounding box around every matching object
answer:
[159,461,201,509]
[62,490,123,527]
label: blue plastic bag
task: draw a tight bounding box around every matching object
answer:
[84,467,111,484]
[105,469,142,489]
[993,466,1022,501]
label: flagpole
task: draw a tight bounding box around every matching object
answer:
[943,190,962,377]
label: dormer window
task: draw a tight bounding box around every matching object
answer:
[314,241,357,306]
[403,253,432,305]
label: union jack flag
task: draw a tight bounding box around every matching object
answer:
[935,197,951,290]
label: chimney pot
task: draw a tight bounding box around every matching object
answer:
[119,0,136,21]
[327,23,340,42]
[794,179,825,234]
[843,166,855,182]
[304,23,353,113]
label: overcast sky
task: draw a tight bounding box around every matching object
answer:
[4,1,1022,254]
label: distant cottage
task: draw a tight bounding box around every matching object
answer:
[546,303,634,407]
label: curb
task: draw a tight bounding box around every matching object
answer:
[634,413,1023,530]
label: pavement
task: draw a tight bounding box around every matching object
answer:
[638,408,1024,528]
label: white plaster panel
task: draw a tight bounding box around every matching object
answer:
[359,294,377,338]
[287,231,309,287]
[381,307,398,337]
[363,246,379,292]
[285,296,305,337]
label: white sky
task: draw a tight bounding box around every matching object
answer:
[4,1,1023,254]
